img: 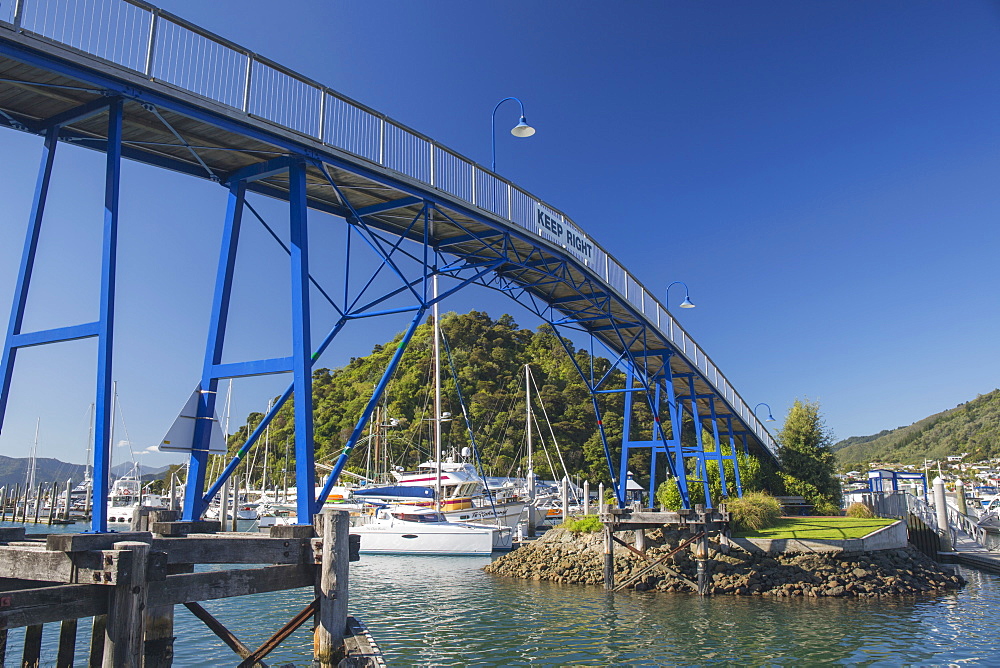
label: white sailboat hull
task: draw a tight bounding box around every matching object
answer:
[351,510,494,556]
[442,500,526,529]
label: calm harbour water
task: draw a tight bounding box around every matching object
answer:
[4,521,1000,666]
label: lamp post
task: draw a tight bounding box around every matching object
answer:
[492,97,535,172]
[665,281,695,310]
[753,403,776,422]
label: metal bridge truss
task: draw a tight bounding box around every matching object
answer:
[0,2,777,531]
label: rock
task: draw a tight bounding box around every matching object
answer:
[483,530,964,599]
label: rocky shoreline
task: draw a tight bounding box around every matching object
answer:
[484,527,965,597]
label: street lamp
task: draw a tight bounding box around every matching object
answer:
[665,281,695,310]
[753,403,776,422]
[492,97,535,172]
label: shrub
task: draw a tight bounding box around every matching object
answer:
[812,500,842,516]
[561,514,603,533]
[655,479,705,510]
[725,491,782,531]
[845,502,876,519]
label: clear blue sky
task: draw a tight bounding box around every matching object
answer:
[1,1,999,467]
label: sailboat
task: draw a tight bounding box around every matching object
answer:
[349,275,512,554]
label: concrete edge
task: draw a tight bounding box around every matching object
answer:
[732,519,907,554]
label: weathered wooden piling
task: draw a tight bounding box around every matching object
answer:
[314,510,349,665]
[600,504,729,596]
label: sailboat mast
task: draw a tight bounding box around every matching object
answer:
[86,403,94,483]
[27,417,39,491]
[525,364,532,475]
[433,273,443,513]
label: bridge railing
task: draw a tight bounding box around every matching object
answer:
[1,0,777,455]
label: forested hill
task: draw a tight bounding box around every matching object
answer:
[226,311,631,485]
[834,389,1000,468]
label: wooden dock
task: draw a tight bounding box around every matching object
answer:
[0,509,379,666]
[950,528,1000,575]
[599,505,729,595]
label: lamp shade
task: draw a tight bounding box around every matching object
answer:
[679,297,695,308]
[511,117,535,137]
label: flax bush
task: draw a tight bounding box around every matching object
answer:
[845,502,876,519]
[725,491,782,531]
[560,514,603,533]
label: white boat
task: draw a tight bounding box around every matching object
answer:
[350,505,495,555]
[106,474,166,523]
[391,459,527,530]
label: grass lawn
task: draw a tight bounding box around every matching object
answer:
[733,516,898,540]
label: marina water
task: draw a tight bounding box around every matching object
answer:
[5,521,1000,666]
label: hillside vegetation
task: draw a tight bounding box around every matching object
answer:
[834,389,1000,468]
[224,311,635,486]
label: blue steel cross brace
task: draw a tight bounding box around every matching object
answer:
[182,157,316,524]
[0,97,123,533]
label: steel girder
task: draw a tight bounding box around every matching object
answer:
[0,34,777,525]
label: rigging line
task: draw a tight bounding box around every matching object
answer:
[241,199,345,317]
[488,373,524,470]
[530,397,559,486]
[141,103,218,180]
[528,367,579,503]
[439,328,500,519]
[111,386,138,470]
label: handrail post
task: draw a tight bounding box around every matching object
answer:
[143,8,159,77]
[12,0,24,31]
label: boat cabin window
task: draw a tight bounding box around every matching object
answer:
[391,512,443,523]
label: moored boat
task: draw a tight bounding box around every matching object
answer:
[351,505,495,555]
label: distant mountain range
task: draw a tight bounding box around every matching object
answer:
[834,389,1000,468]
[0,456,170,489]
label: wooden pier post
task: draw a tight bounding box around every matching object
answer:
[22,624,43,667]
[32,483,43,524]
[57,618,78,668]
[561,477,569,522]
[0,485,6,521]
[63,479,72,521]
[583,481,590,515]
[90,616,107,665]
[47,481,59,524]
[314,510,349,666]
[103,541,150,667]
[144,604,175,668]
[598,483,605,515]
[603,525,615,590]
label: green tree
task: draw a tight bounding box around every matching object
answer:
[777,399,840,503]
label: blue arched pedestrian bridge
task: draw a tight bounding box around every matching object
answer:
[0,0,777,530]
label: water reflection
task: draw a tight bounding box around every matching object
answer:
[3,522,999,666]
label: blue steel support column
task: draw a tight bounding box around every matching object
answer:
[687,376,712,508]
[661,361,691,508]
[708,397,729,498]
[0,126,59,431]
[182,179,247,521]
[288,161,315,524]
[648,382,661,505]
[618,366,636,504]
[92,99,124,532]
[726,415,743,496]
